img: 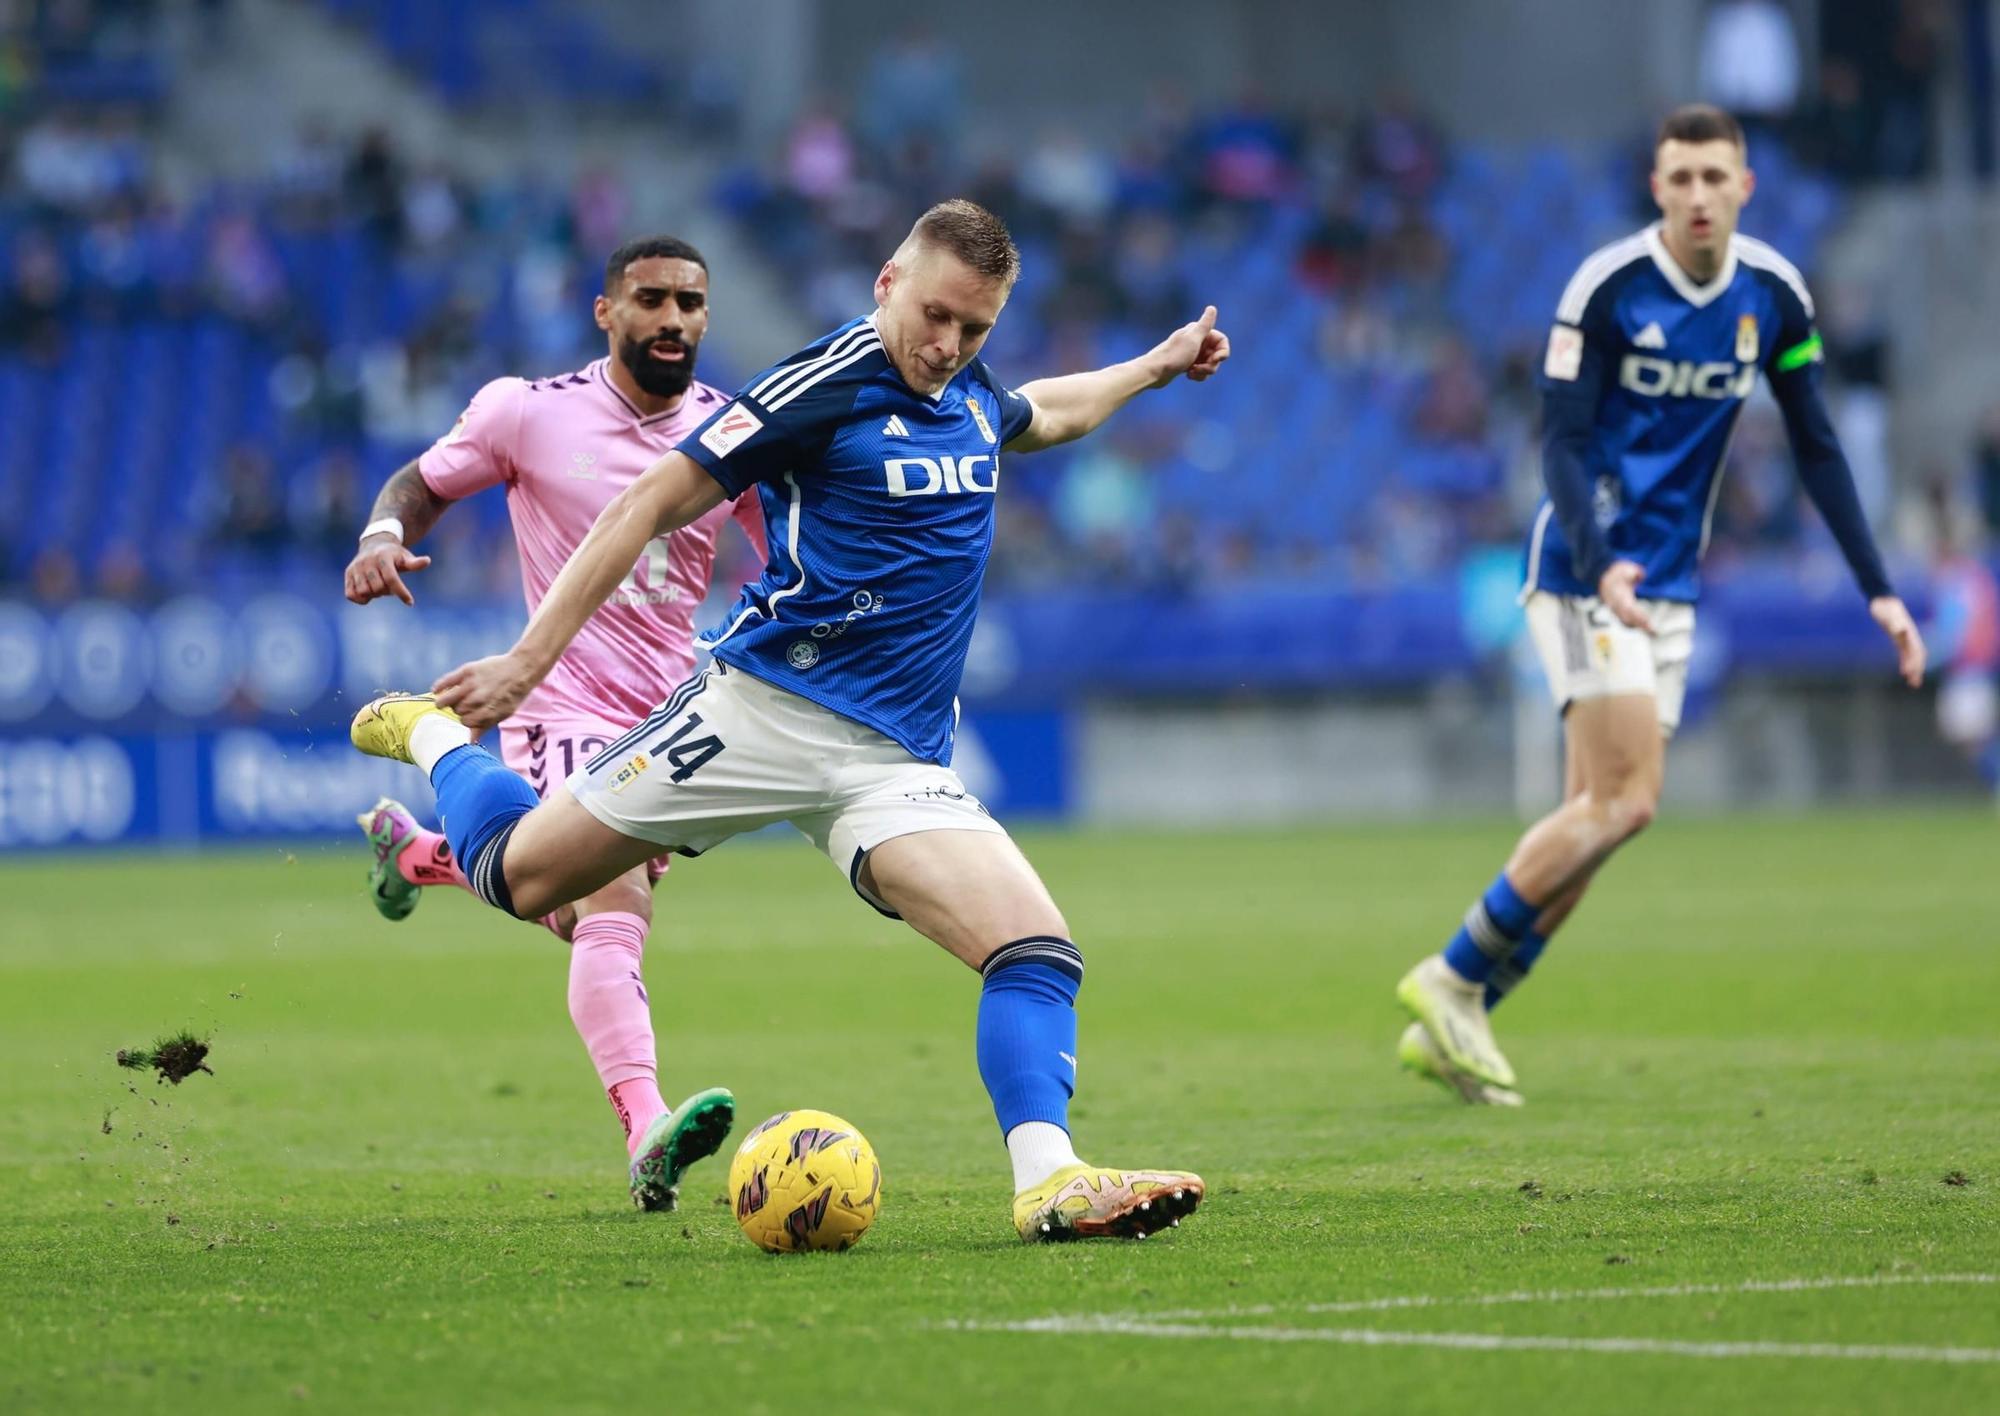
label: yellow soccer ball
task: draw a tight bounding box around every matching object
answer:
[727,1109,882,1253]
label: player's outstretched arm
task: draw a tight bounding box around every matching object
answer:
[1006,306,1230,453]
[344,460,448,606]
[433,451,726,729]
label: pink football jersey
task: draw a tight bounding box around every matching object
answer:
[418,359,768,726]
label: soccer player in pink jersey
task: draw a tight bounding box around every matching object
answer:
[341,236,765,1211]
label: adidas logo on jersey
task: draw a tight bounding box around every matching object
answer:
[882,415,911,438]
[1633,322,1667,349]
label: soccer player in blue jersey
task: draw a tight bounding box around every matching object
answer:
[348,199,1229,1241]
[1396,105,1927,1106]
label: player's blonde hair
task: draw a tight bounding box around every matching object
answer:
[907,199,1020,286]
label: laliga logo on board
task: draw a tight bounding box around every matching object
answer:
[884,454,997,497]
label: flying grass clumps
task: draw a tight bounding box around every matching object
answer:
[116,1031,213,1085]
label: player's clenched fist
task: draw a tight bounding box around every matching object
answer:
[344,536,433,606]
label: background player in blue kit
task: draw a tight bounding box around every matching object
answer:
[1395,106,1929,1107]
[347,200,1230,1242]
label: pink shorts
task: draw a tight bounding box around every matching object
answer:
[500,715,673,884]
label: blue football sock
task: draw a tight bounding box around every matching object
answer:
[1440,872,1541,984]
[430,744,540,917]
[976,937,1083,1134]
[1486,930,1548,1010]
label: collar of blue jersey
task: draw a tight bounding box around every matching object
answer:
[1644,223,1739,309]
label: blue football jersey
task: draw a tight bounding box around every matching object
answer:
[1524,224,1824,603]
[676,316,1034,765]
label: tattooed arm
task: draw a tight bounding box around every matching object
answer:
[343,460,455,607]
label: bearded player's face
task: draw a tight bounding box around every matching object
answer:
[598,256,709,399]
[872,246,1009,396]
[1652,139,1755,263]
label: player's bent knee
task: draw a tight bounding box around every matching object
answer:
[1612,793,1658,841]
[573,872,653,926]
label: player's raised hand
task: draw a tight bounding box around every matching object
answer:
[1868,596,1927,688]
[432,651,538,732]
[1146,305,1231,387]
[344,536,433,606]
[1596,560,1655,634]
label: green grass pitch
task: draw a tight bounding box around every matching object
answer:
[3,810,1996,1413]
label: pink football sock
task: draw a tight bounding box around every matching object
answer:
[567,911,668,1153]
[397,829,470,890]
[399,826,572,939]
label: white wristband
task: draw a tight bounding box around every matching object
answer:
[360,517,405,544]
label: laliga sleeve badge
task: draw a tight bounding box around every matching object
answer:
[700,403,765,458]
[1544,324,1583,382]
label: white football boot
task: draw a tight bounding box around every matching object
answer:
[1396,954,1517,1090]
[1399,1022,1523,1106]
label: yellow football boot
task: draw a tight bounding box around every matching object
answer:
[1012,1163,1204,1243]
[349,693,461,764]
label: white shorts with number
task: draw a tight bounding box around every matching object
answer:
[500,717,674,883]
[566,660,1005,917]
[1524,591,1697,736]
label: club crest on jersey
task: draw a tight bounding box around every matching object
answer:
[1736,314,1759,363]
[788,640,820,669]
[966,395,998,443]
[607,753,650,794]
[884,454,997,497]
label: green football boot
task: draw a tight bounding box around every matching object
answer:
[357,796,424,922]
[629,1087,737,1212]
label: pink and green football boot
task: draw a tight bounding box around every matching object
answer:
[357,796,425,922]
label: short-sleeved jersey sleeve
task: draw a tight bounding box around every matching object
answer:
[971,358,1036,444]
[677,365,865,497]
[676,394,804,497]
[417,377,525,498]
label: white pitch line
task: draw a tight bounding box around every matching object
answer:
[1130,1271,1998,1323]
[951,1315,2000,1365]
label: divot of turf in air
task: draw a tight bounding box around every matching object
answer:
[115,1030,213,1085]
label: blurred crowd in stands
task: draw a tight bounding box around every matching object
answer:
[0,0,1991,611]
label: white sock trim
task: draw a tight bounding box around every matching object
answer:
[1006,1120,1082,1193]
[410,713,474,775]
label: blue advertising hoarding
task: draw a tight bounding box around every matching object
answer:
[0,571,1922,847]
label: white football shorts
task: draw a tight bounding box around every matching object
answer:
[1523,590,1697,736]
[566,660,1004,917]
